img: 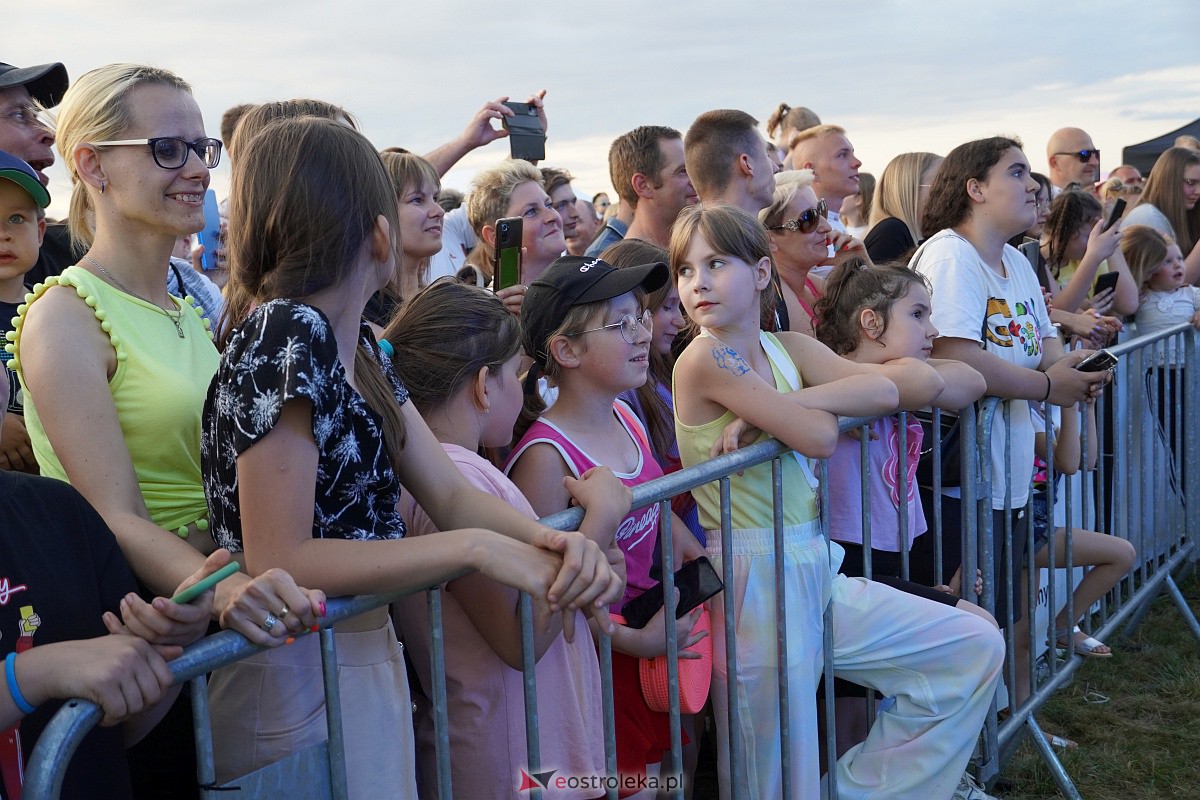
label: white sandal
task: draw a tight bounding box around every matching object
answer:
[1056,625,1112,658]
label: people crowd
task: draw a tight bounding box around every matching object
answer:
[1,58,1188,800]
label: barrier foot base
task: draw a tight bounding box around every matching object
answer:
[1164,574,1200,646]
[1024,716,1082,800]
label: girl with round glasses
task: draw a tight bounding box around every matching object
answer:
[8,69,325,780]
[760,169,866,337]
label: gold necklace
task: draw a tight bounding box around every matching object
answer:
[82,254,185,338]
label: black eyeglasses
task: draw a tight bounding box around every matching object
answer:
[92,137,223,169]
[1053,149,1100,163]
[568,309,653,344]
[768,198,828,234]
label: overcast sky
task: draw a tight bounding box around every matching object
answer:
[12,0,1200,216]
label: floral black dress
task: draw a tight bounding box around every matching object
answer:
[201,299,408,549]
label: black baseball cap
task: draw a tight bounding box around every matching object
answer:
[0,62,69,108]
[522,255,668,367]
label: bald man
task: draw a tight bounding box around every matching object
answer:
[1046,127,1100,195]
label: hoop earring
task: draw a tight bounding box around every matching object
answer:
[100,180,106,194]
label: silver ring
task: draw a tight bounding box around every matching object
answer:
[261,613,279,632]
[277,605,289,619]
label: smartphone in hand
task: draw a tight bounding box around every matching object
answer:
[1075,349,1118,373]
[493,217,523,290]
[1102,198,1126,232]
[502,101,546,162]
[620,557,724,630]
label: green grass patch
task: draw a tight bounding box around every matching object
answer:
[999,567,1200,798]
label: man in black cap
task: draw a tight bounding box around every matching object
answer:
[0,61,75,284]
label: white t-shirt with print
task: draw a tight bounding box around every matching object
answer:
[912,229,1057,509]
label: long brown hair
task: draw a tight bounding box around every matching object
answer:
[1042,189,1101,276]
[921,136,1022,237]
[223,116,407,463]
[1138,146,1200,255]
[381,280,521,415]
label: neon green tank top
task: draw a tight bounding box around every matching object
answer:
[7,265,219,535]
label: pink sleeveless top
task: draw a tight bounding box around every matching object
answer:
[506,401,663,607]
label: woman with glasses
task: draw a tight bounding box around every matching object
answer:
[8,63,324,700]
[1125,146,1200,284]
[864,152,943,264]
[759,169,865,336]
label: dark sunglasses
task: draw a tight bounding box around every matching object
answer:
[1054,149,1100,163]
[92,137,223,169]
[768,198,828,234]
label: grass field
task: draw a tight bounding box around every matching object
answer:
[997,566,1200,799]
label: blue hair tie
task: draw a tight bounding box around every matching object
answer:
[378,338,395,359]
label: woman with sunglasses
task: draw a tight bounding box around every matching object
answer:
[10,65,323,670]
[1125,146,1200,284]
[759,169,866,336]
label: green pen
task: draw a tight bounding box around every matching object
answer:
[171,562,241,604]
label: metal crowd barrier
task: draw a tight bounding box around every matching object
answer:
[24,325,1200,800]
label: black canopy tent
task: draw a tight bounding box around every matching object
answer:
[1122,117,1200,174]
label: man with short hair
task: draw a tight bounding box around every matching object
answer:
[788,124,862,234]
[589,125,698,254]
[540,166,582,246]
[1108,164,1143,187]
[1046,127,1100,195]
[683,109,777,214]
[0,61,73,284]
[568,198,600,257]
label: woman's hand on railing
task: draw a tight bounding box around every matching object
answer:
[217,566,327,647]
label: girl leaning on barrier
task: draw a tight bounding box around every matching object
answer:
[672,203,1004,800]
[201,116,621,798]
[910,136,1112,629]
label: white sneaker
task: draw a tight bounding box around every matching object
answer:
[952,771,1000,800]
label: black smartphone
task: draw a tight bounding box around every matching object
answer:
[1075,349,1118,372]
[620,556,724,630]
[1092,271,1119,296]
[492,217,522,290]
[502,101,546,162]
[1102,198,1126,232]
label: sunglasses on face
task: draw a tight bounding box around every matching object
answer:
[768,198,828,234]
[92,137,223,169]
[568,309,653,345]
[1054,149,1100,163]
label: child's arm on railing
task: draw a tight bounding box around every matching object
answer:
[927,358,987,409]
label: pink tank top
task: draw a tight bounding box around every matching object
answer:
[506,401,663,607]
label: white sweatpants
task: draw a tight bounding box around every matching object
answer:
[707,524,1004,800]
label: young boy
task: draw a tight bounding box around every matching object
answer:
[0,149,48,474]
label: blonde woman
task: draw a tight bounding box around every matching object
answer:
[865,151,943,263]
